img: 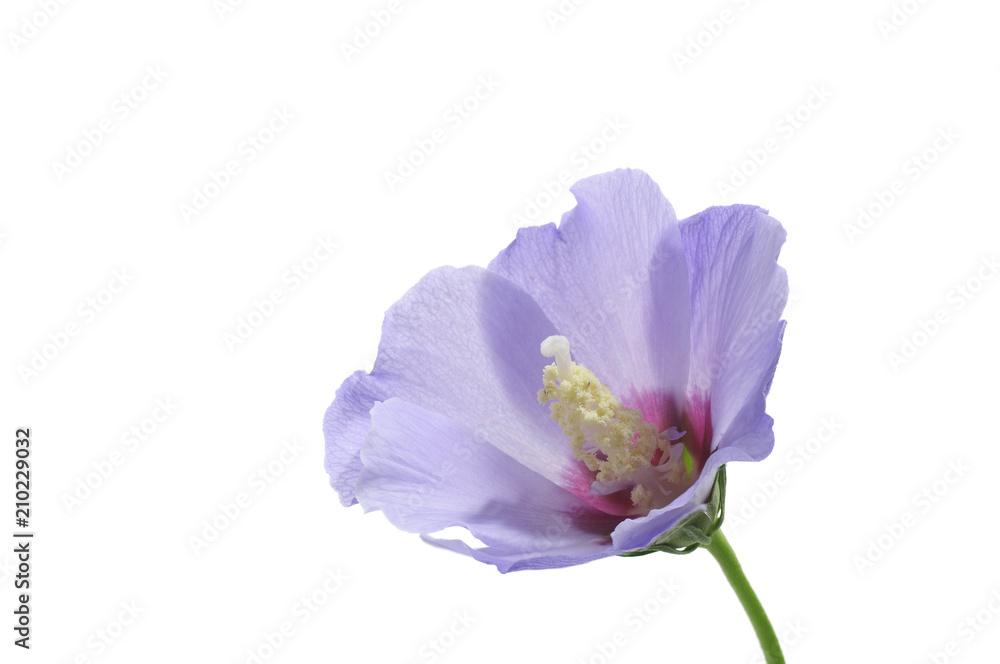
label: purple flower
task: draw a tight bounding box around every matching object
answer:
[324,168,787,573]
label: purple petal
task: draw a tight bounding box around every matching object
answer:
[488,169,691,408]
[324,265,596,507]
[679,205,788,460]
[324,370,383,506]
[357,398,619,571]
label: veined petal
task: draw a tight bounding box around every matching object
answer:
[489,169,691,407]
[357,398,619,567]
[679,205,788,461]
[324,265,588,506]
[324,370,384,507]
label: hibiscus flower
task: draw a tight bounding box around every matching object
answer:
[324,168,787,573]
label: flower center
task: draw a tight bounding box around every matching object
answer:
[537,335,690,510]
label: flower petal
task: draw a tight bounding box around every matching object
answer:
[489,169,691,406]
[324,370,383,506]
[356,398,619,570]
[323,265,589,506]
[679,205,788,461]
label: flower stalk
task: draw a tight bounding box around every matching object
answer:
[705,530,785,664]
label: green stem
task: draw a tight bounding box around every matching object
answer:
[704,530,785,664]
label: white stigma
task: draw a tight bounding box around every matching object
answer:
[540,335,573,381]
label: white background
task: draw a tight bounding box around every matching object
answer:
[2,0,999,662]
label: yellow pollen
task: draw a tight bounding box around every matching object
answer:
[537,335,679,509]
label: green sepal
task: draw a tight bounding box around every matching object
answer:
[619,465,727,557]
